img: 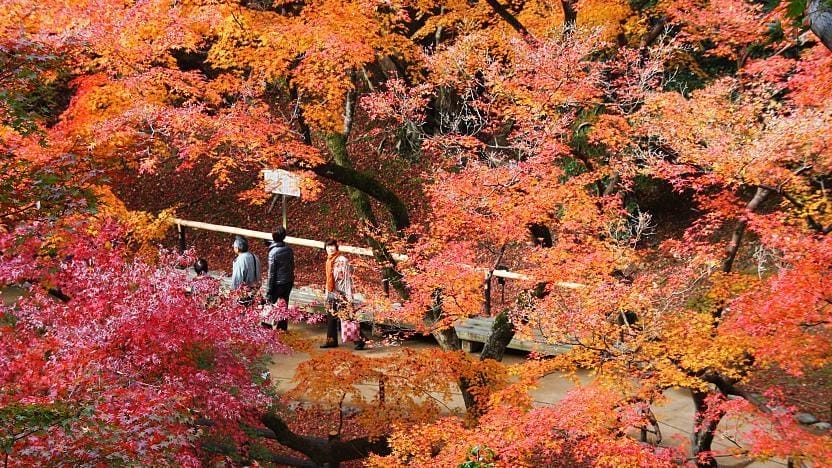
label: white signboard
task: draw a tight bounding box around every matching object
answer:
[263,169,301,197]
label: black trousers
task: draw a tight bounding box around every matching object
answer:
[325,297,340,344]
[269,283,293,331]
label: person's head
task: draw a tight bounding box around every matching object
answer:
[324,238,338,255]
[233,235,249,253]
[194,258,208,276]
[272,226,287,243]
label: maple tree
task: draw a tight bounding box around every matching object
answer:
[0,217,282,465]
[361,2,832,466]
[3,0,832,466]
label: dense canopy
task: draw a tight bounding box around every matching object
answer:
[1,0,831,466]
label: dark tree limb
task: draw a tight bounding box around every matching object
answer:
[47,288,71,303]
[603,172,621,197]
[260,412,391,465]
[639,16,667,51]
[483,244,507,316]
[288,83,313,146]
[457,311,516,415]
[759,183,832,234]
[722,186,771,275]
[481,246,515,361]
[310,163,410,231]
[484,0,534,41]
[561,0,578,30]
[286,74,411,233]
[461,243,514,414]
[202,438,317,468]
[325,92,409,299]
[723,166,817,276]
[691,390,722,468]
[427,289,462,351]
[480,310,515,362]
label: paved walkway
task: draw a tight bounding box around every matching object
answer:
[269,322,784,468]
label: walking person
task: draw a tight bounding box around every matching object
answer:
[266,227,294,331]
[320,238,365,350]
[231,235,260,306]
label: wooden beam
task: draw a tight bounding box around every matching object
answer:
[171,218,584,288]
[171,218,406,261]
[491,269,584,289]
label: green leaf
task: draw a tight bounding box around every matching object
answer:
[784,0,807,20]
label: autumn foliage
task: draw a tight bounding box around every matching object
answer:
[2,0,832,466]
[0,218,287,464]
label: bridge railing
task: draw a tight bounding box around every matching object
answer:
[171,217,583,290]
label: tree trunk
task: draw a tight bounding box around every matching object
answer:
[483,0,532,40]
[427,288,462,351]
[325,132,379,228]
[483,245,506,315]
[808,0,832,52]
[561,0,578,30]
[458,311,516,414]
[722,186,770,275]
[691,391,721,468]
[686,186,772,465]
[480,311,514,362]
[289,82,412,238]
[324,96,409,299]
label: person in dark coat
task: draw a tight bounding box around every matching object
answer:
[266,227,294,331]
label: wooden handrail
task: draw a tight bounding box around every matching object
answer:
[171,218,584,288]
[172,218,406,261]
[489,269,584,289]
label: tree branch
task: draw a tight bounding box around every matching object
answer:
[758,183,831,235]
[484,0,534,41]
[260,412,391,465]
[807,0,832,52]
[326,94,409,298]
[288,84,313,146]
[639,16,667,51]
[722,186,771,275]
[310,162,410,231]
[561,0,578,31]
[483,244,507,316]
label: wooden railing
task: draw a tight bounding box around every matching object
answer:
[170,217,583,288]
[172,217,389,258]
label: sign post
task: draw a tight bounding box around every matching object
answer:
[262,169,301,228]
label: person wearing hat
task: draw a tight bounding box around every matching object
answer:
[231,235,261,305]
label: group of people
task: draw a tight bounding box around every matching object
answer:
[206,227,365,350]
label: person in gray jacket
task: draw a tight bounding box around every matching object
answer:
[231,235,260,305]
[266,227,294,330]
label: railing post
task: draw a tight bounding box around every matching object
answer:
[177,224,187,254]
[483,270,492,315]
[382,277,390,298]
